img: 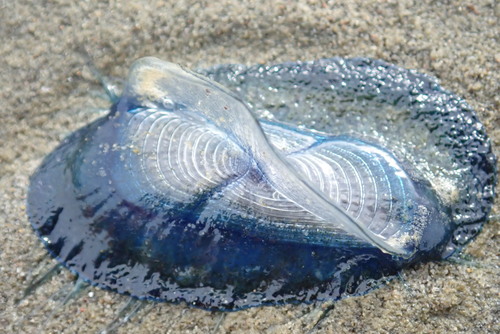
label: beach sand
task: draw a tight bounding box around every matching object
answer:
[1,1,498,333]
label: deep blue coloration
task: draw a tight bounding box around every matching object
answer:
[27,57,497,310]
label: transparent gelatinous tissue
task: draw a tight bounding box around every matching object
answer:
[28,57,497,310]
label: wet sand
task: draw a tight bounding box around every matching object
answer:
[1,1,498,333]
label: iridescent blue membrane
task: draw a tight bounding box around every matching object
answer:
[27,57,497,310]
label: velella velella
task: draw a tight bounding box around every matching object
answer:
[27,57,497,311]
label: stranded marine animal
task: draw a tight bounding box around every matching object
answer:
[27,57,497,310]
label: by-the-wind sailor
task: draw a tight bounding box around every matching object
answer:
[27,57,497,310]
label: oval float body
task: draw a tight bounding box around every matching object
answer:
[27,57,497,310]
